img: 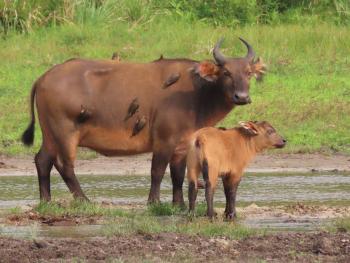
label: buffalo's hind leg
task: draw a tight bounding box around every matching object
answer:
[54,160,88,201]
[54,135,88,201]
[35,145,55,202]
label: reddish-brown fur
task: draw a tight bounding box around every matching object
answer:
[186,121,286,219]
[21,38,266,204]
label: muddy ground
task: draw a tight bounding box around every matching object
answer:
[4,203,350,227]
[0,231,349,262]
[1,153,349,262]
[0,203,349,262]
[1,153,350,176]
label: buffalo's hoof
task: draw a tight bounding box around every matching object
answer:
[74,194,90,203]
[224,212,237,221]
[206,211,218,219]
[147,197,160,205]
[173,201,186,210]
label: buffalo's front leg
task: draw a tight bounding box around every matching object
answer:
[148,153,170,204]
[170,157,186,206]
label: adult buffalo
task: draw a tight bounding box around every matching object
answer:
[21,38,265,205]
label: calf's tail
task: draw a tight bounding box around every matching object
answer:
[195,136,209,182]
[21,83,37,146]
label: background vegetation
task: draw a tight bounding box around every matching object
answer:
[0,0,349,155]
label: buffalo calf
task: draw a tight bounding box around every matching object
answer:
[186,121,286,219]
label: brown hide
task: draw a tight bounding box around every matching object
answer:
[22,38,264,204]
[186,121,286,218]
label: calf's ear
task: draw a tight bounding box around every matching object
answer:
[239,121,259,136]
[252,57,266,81]
[194,61,220,82]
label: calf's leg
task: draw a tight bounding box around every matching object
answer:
[204,166,218,218]
[188,180,198,213]
[223,175,241,220]
[187,166,199,213]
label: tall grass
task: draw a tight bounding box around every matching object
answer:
[1,0,349,36]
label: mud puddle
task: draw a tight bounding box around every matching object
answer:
[0,224,102,239]
[0,217,333,240]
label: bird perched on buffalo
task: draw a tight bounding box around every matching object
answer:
[131,116,147,137]
[77,105,91,123]
[124,98,139,121]
[111,52,120,61]
[162,73,181,89]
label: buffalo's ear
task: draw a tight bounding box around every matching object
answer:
[239,121,259,136]
[251,57,266,81]
[194,61,220,82]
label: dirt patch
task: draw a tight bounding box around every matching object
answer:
[4,210,101,227]
[235,231,350,262]
[239,203,350,219]
[0,232,349,262]
[1,153,350,176]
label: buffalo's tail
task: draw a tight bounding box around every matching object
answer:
[21,83,37,146]
[195,136,209,182]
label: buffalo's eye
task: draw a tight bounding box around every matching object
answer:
[247,71,253,78]
[223,70,231,76]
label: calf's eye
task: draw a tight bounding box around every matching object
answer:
[267,129,274,135]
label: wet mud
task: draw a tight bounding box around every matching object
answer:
[0,232,349,262]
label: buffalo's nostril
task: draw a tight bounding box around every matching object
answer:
[283,139,287,143]
[234,94,240,100]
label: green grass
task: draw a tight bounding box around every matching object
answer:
[0,9,349,156]
[147,202,184,216]
[103,214,259,240]
[334,217,350,232]
[34,200,130,218]
[147,202,207,217]
[31,201,259,239]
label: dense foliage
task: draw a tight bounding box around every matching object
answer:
[1,0,349,35]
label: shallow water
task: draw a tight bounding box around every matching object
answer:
[0,224,103,239]
[0,216,332,239]
[0,172,349,208]
[0,172,349,238]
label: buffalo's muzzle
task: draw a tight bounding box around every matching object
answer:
[232,94,251,105]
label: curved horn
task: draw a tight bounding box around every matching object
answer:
[213,38,226,66]
[239,37,255,61]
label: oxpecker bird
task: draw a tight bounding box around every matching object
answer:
[124,98,139,121]
[131,116,147,137]
[111,52,121,61]
[162,73,181,89]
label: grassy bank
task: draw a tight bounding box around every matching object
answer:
[5,201,260,240]
[0,8,349,156]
